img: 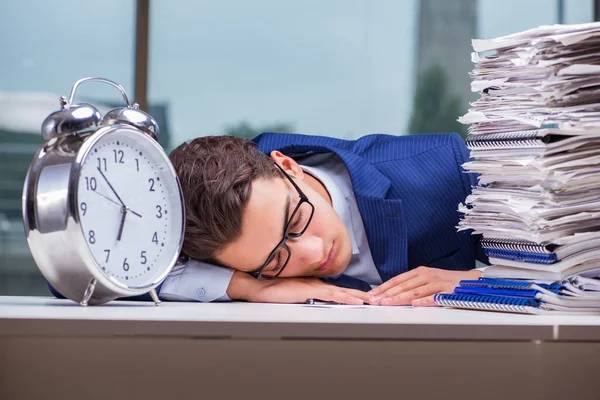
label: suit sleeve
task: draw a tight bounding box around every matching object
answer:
[159,259,234,302]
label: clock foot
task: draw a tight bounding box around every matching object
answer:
[80,278,97,306]
[149,288,161,306]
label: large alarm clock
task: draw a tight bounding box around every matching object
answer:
[22,77,185,306]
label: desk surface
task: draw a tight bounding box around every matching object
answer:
[1,295,599,341]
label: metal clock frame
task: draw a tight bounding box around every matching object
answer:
[22,78,185,306]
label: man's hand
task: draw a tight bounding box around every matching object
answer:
[368,267,482,307]
[227,271,369,305]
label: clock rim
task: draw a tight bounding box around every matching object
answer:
[72,124,186,293]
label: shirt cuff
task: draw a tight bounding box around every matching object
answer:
[159,258,235,302]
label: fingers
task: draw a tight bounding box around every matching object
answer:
[412,294,438,307]
[368,267,424,296]
[344,288,371,303]
[370,274,430,303]
[318,286,369,305]
[326,290,364,305]
[377,281,445,306]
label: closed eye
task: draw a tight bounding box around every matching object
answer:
[291,209,304,230]
[267,251,283,273]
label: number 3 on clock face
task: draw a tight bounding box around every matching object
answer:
[76,129,184,288]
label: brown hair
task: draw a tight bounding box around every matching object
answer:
[169,135,280,262]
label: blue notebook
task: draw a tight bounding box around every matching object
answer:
[458,278,562,293]
[483,248,557,264]
[480,238,556,254]
[433,293,543,314]
[434,278,600,314]
[454,286,540,298]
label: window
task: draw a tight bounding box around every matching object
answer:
[0,0,595,295]
[0,0,136,295]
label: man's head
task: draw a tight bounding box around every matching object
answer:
[169,136,352,278]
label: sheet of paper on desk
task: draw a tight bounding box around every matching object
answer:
[301,304,370,309]
[251,302,370,308]
[298,303,413,309]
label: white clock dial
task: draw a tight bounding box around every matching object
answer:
[76,128,183,288]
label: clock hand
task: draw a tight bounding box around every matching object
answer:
[95,168,143,218]
[92,190,122,208]
[92,191,143,218]
[127,207,143,218]
[117,207,127,241]
[96,167,125,207]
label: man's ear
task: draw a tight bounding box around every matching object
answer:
[270,151,305,180]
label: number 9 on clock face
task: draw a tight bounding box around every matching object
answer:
[76,128,184,289]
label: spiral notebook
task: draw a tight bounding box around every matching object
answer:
[465,128,600,154]
[482,237,557,265]
[481,238,556,254]
[466,129,568,149]
[434,278,600,314]
[457,278,562,292]
[484,249,557,264]
[489,248,600,273]
[481,237,600,265]
[483,262,600,281]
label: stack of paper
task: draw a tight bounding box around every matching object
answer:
[447,22,600,313]
[461,22,600,135]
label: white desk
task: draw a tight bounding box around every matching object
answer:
[1,296,600,400]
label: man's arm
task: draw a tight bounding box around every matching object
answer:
[159,259,234,302]
[160,259,369,304]
[228,270,369,304]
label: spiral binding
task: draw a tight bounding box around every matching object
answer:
[481,238,555,254]
[466,129,554,149]
[459,278,562,294]
[484,248,557,264]
[434,293,539,313]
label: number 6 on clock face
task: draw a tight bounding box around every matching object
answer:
[76,128,184,288]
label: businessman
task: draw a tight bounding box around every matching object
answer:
[159,132,487,306]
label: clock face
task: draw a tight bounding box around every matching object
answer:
[76,128,184,288]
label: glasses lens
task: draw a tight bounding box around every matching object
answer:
[288,201,314,236]
[260,246,291,278]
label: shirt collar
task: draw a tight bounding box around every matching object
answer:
[300,164,359,255]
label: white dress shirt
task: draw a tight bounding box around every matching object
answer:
[159,152,381,302]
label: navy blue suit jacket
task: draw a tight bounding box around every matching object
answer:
[253,132,488,285]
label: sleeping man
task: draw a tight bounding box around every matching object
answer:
[159,132,487,306]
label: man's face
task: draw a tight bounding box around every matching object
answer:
[216,152,353,278]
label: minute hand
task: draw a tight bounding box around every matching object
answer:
[96,167,125,207]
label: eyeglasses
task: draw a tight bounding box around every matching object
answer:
[253,163,315,279]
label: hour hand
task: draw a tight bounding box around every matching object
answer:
[117,207,127,241]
